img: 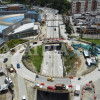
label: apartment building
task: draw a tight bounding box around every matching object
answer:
[71,0,100,14]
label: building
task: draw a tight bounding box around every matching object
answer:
[71,0,100,14]
[7,4,26,11]
[3,22,39,41]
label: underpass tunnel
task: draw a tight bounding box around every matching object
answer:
[45,43,62,51]
[36,89,70,100]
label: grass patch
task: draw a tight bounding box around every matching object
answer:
[0,39,28,53]
[82,39,100,45]
[24,45,43,72]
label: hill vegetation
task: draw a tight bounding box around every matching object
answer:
[7,0,71,13]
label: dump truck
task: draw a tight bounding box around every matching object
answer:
[0,84,8,92]
[55,84,66,90]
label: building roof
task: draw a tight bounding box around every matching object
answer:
[0,25,8,34]
[13,23,34,34]
[8,23,38,35]
[7,4,25,7]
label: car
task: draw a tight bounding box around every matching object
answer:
[54,28,56,31]
[47,86,53,89]
[22,96,26,100]
[47,77,54,82]
[47,86,55,90]
[3,58,8,63]
[54,50,57,53]
[34,84,43,88]
[33,42,37,44]
[17,63,20,68]
[20,50,24,53]
[78,77,81,80]
[36,75,39,78]
[10,49,15,53]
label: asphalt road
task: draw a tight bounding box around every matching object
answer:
[17,74,28,100]
[11,47,36,82]
[41,9,63,77]
[41,50,63,77]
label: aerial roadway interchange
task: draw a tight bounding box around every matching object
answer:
[0,7,100,100]
[41,9,63,77]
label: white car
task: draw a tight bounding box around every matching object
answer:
[54,50,57,53]
[22,96,26,100]
[35,84,43,88]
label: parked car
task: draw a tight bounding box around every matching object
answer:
[47,77,54,82]
[17,63,20,68]
[34,84,43,89]
[3,58,8,63]
[20,50,24,53]
[36,75,39,78]
[47,86,55,90]
[33,42,37,44]
[10,49,15,53]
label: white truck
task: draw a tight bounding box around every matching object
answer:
[0,84,8,92]
[74,85,80,96]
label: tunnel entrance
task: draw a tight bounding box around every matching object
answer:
[37,89,70,100]
[45,43,61,51]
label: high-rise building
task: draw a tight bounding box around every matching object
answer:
[71,0,100,14]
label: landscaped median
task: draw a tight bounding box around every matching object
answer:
[22,45,43,73]
[82,39,100,45]
[0,39,28,53]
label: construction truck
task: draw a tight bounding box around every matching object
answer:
[55,84,66,90]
